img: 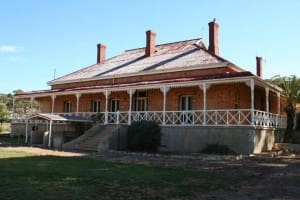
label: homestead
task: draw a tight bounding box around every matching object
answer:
[12,20,287,154]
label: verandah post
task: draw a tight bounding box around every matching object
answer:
[160,86,169,125]
[250,79,255,125]
[265,87,270,126]
[51,94,56,114]
[75,93,81,116]
[104,90,110,125]
[199,82,209,125]
[25,119,28,143]
[48,120,53,148]
[127,89,135,125]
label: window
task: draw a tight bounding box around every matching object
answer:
[180,96,192,111]
[111,99,120,112]
[133,91,147,111]
[63,101,72,113]
[91,100,101,112]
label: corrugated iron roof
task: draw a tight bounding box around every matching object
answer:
[49,39,228,84]
[27,113,92,122]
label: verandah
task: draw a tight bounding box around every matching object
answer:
[12,78,286,128]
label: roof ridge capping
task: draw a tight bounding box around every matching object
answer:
[124,38,205,52]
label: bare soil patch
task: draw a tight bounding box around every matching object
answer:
[0,146,87,157]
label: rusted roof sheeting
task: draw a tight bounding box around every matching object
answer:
[50,39,227,84]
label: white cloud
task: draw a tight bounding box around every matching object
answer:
[0,45,20,53]
[7,56,26,62]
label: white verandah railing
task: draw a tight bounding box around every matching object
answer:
[12,109,287,128]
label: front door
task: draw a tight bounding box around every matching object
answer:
[133,91,147,121]
[180,96,193,124]
[135,98,147,111]
[109,99,119,123]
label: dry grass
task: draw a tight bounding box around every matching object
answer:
[0,148,243,200]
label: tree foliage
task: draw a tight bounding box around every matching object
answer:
[0,103,9,127]
[12,90,39,114]
[0,90,39,114]
[271,75,300,141]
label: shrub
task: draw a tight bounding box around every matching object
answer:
[127,120,161,152]
[201,144,237,155]
[91,113,103,123]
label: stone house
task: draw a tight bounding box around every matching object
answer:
[12,20,287,154]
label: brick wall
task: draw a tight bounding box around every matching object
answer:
[206,83,250,110]
[36,96,52,113]
[167,87,203,110]
[79,93,105,112]
[54,95,76,113]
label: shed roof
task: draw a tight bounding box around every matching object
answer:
[27,113,92,122]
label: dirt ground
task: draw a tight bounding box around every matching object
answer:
[1,146,300,199]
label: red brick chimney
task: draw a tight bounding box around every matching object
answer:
[97,43,106,64]
[208,18,219,56]
[145,30,156,57]
[256,56,263,78]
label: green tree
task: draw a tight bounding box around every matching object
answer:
[0,103,9,128]
[271,75,300,142]
[12,89,39,114]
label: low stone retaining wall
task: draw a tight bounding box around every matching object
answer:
[160,126,284,155]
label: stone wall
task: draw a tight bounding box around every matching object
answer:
[160,126,280,154]
[12,122,280,155]
[109,125,128,150]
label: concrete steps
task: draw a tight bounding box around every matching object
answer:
[62,124,119,152]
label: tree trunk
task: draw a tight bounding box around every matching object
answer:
[284,108,295,142]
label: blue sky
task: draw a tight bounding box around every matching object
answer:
[1,0,299,94]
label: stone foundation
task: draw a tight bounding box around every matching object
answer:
[160,126,284,154]
[11,123,283,154]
